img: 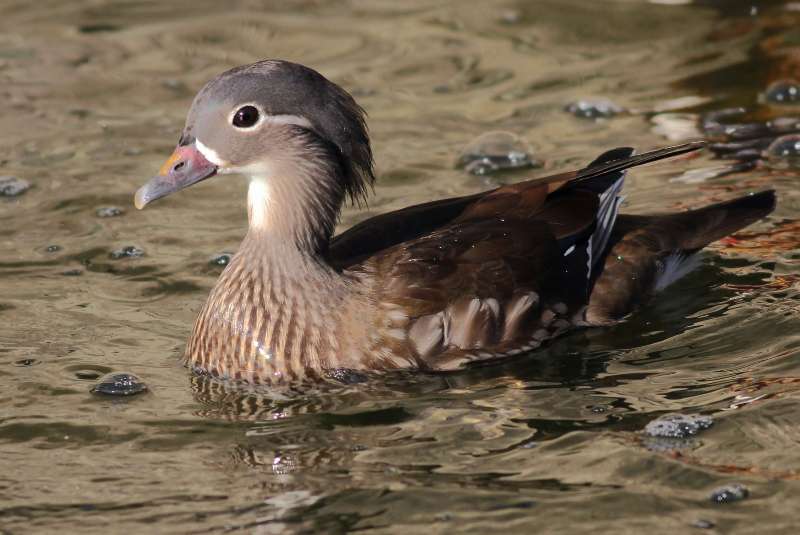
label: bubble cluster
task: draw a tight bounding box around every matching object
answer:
[644,413,714,438]
[96,206,125,218]
[0,176,31,197]
[709,484,749,504]
[763,80,800,105]
[110,246,144,259]
[564,98,625,119]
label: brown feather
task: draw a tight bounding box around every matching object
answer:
[586,190,776,323]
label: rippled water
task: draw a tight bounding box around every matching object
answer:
[2,1,800,533]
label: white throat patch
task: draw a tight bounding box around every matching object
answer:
[247,178,270,229]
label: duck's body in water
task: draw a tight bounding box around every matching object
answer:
[134,60,775,385]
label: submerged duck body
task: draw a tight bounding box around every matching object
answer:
[134,60,775,385]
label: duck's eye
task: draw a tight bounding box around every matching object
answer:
[232,106,260,128]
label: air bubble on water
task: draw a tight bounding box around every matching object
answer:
[691,519,715,529]
[764,134,800,169]
[91,372,148,396]
[0,176,31,197]
[457,131,541,176]
[110,246,144,259]
[709,483,749,504]
[641,413,715,454]
[325,368,369,384]
[644,413,714,438]
[762,80,800,106]
[564,98,625,120]
[96,206,125,218]
[210,252,233,266]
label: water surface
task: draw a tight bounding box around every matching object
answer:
[1,1,799,533]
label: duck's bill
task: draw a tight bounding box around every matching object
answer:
[134,143,218,209]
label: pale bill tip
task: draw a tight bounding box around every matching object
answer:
[134,186,149,210]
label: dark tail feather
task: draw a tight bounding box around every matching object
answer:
[532,141,706,191]
[588,146,636,168]
[576,147,635,195]
[586,190,776,323]
[662,190,776,251]
[575,141,705,184]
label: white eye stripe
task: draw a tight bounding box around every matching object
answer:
[195,139,226,166]
[263,114,313,129]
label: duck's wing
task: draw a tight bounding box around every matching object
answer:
[360,213,572,371]
[328,192,483,269]
[351,144,708,371]
[329,142,705,270]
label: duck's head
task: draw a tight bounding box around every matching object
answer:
[135,60,374,243]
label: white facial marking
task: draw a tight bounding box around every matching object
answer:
[195,139,226,167]
[264,114,313,129]
[248,178,270,229]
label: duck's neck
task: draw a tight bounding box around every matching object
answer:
[185,170,359,382]
[240,173,343,286]
[245,150,344,253]
[238,170,350,345]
